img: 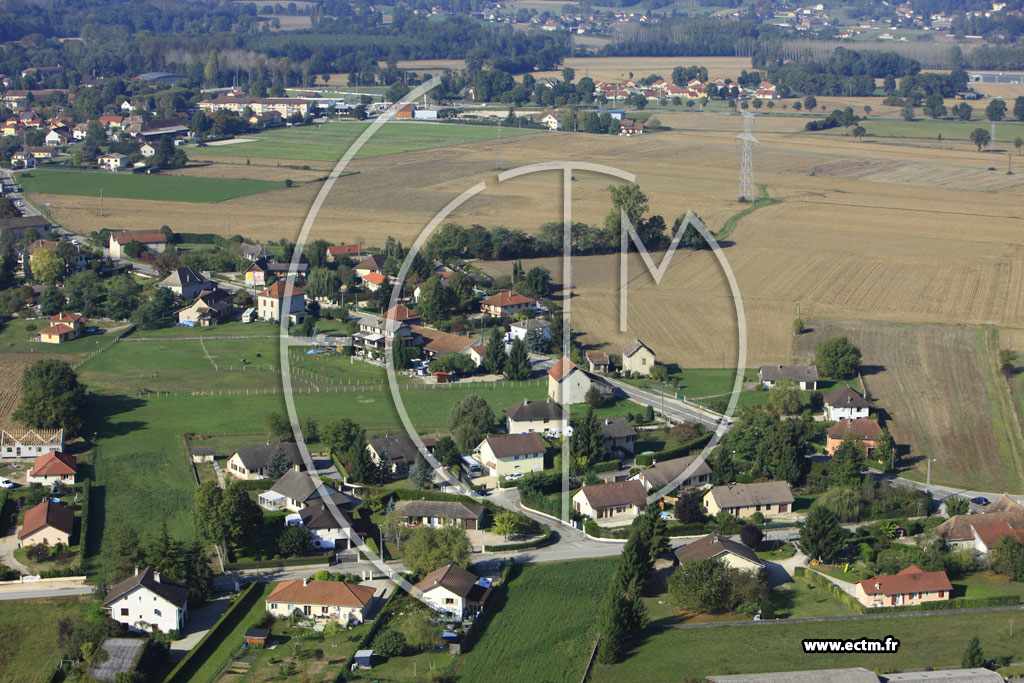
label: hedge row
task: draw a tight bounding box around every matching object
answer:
[0,490,10,531]
[591,460,623,474]
[163,582,261,683]
[373,487,481,506]
[340,581,407,676]
[652,433,714,463]
[223,554,330,571]
[483,526,553,552]
[176,232,244,248]
[804,570,1021,614]
[40,483,91,579]
[228,479,273,492]
[458,560,522,657]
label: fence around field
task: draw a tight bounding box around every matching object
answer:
[72,324,135,369]
[135,378,546,398]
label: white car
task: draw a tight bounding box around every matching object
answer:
[505,473,524,481]
[0,478,14,488]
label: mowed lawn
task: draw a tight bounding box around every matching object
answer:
[589,610,1024,680]
[18,169,284,202]
[457,558,617,683]
[0,597,93,683]
[191,120,539,162]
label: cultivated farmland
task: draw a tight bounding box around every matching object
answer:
[0,355,36,424]
[17,169,285,202]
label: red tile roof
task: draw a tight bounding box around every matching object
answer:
[28,451,76,477]
[112,231,166,245]
[362,272,386,286]
[41,323,76,336]
[856,565,952,596]
[480,290,533,308]
[384,304,419,322]
[259,281,304,298]
[326,244,361,256]
[971,520,1024,549]
[50,312,83,324]
[827,418,882,441]
[18,499,74,539]
[547,356,576,382]
[267,579,375,608]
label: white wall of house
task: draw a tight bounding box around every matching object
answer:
[26,471,74,486]
[108,586,186,634]
[225,454,262,480]
[547,369,591,404]
[266,600,367,624]
[477,442,544,478]
[420,585,467,619]
[571,490,642,523]
[506,416,567,436]
[623,348,655,376]
[826,404,869,421]
[258,293,305,322]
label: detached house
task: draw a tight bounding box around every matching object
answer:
[703,481,794,517]
[177,289,233,327]
[479,290,536,317]
[622,339,655,376]
[104,566,189,634]
[353,254,386,279]
[600,417,636,456]
[289,504,363,551]
[226,442,305,480]
[367,434,420,478]
[477,432,546,478]
[823,386,870,421]
[394,500,486,529]
[326,244,362,262]
[18,499,74,547]
[758,365,818,390]
[826,418,882,456]
[27,451,77,485]
[854,565,952,608]
[98,153,128,171]
[267,579,376,625]
[674,533,764,572]
[547,357,613,405]
[108,230,167,258]
[259,469,349,513]
[258,281,305,323]
[585,350,610,374]
[572,480,648,524]
[157,267,215,298]
[504,399,569,436]
[40,311,85,344]
[415,564,491,621]
[632,454,711,492]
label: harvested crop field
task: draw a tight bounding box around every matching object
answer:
[793,319,1024,491]
[0,354,56,424]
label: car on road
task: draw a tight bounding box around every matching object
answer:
[0,478,14,488]
[971,496,990,506]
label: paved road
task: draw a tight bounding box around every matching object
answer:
[0,584,93,601]
[607,377,732,431]
[1,169,42,217]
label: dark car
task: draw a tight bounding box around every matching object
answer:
[971,496,990,506]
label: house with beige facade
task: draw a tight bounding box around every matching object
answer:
[547,357,613,405]
[703,481,794,517]
[415,564,491,620]
[266,579,376,624]
[258,281,305,323]
[572,480,647,524]
[504,399,568,436]
[17,499,74,548]
[27,451,77,485]
[621,339,655,376]
[632,454,711,492]
[477,433,546,478]
[854,565,952,608]
[673,533,764,572]
[226,442,305,480]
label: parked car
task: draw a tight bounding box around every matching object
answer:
[0,478,14,488]
[505,473,524,481]
[971,496,990,506]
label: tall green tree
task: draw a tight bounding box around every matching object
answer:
[961,635,984,668]
[595,590,627,664]
[986,98,1007,121]
[38,285,66,316]
[483,325,505,375]
[403,525,470,576]
[571,407,605,474]
[970,127,991,152]
[767,378,802,415]
[815,337,862,379]
[347,445,377,484]
[799,505,845,562]
[220,482,262,545]
[447,395,495,436]
[192,481,225,544]
[408,452,433,489]
[668,558,733,613]
[505,337,532,380]
[12,360,87,435]
[829,436,865,488]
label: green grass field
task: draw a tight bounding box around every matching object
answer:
[820,116,1024,142]
[17,169,285,202]
[189,584,278,683]
[457,558,617,683]
[0,597,93,683]
[588,608,1024,680]
[190,120,538,162]
[0,318,121,356]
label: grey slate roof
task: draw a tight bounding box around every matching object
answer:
[637,454,711,489]
[368,434,419,466]
[103,566,189,608]
[270,469,339,503]
[706,481,795,509]
[600,417,636,440]
[623,338,654,358]
[504,400,568,422]
[822,385,870,409]
[159,266,213,290]
[395,500,485,521]
[758,364,819,383]
[233,442,303,471]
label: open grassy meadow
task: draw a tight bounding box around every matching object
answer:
[456,558,617,683]
[18,169,284,202]
[189,120,539,163]
[0,598,94,683]
[588,609,1024,680]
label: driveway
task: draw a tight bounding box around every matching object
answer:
[170,596,232,660]
[0,526,29,575]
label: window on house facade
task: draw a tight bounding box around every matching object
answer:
[121,608,129,616]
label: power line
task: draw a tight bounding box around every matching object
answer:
[495,120,503,171]
[736,111,758,202]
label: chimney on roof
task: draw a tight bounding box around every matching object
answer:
[154,571,161,583]
[875,582,881,590]
[134,567,140,576]
[303,577,310,587]
[778,364,782,370]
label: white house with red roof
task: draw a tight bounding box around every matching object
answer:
[258,281,305,322]
[108,230,167,258]
[40,312,85,344]
[853,565,952,608]
[547,357,613,404]
[27,451,77,485]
